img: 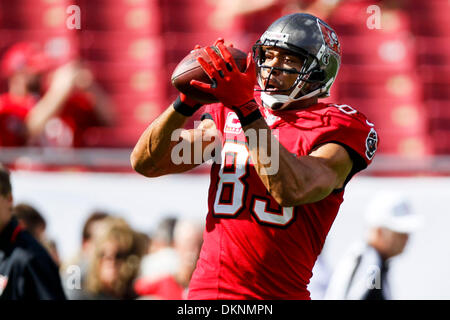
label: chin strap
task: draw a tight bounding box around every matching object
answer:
[260,92,291,109]
[260,77,335,110]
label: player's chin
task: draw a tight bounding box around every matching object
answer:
[265,88,288,95]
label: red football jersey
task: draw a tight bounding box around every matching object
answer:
[188,99,378,300]
[0,93,36,146]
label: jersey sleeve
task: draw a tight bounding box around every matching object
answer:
[314,106,379,176]
[200,103,226,134]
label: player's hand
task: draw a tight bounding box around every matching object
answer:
[214,38,233,48]
[173,45,204,117]
[190,42,256,109]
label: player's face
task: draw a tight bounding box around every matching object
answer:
[259,47,304,95]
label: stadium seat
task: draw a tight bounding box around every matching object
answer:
[338,67,422,101]
[1,0,69,30]
[110,93,165,118]
[81,126,145,148]
[419,66,450,100]
[79,32,164,66]
[427,100,450,153]
[416,37,450,66]
[339,33,415,69]
[342,98,427,135]
[407,1,450,36]
[160,0,216,32]
[81,4,161,33]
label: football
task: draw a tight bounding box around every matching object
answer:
[171,46,248,104]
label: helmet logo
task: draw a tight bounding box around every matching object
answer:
[318,21,341,55]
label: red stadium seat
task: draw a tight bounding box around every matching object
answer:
[110,93,166,115]
[338,67,422,102]
[79,32,164,65]
[160,0,216,32]
[427,100,450,154]
[407,1,450,36]
[342,98,427,134]
[339,33,415,69]
[329,1,379,36]
[0,29,73,44]
[419,66,450,100]
[341,97,432,155]
[429,131,450,154]
[88,62,165,84]
[378,134,431,157]
[416,37,450,66]
[82,126,145,148]
[1,1,69,30]
[428,93,450,154]
[80,4,162,33]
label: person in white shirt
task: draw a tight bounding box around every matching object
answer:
[324,191,422,300]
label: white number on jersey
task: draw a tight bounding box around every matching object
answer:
[213,142,295,227]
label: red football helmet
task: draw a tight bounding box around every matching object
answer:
[1,42,52,77]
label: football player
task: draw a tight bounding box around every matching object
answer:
[131,13,379,299]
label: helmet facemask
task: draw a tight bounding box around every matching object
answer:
[252,11,343,110]
[253,43,326,110]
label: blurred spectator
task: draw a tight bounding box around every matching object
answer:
[11,202,61,266]
[0,42,44,146]
[172,219,203,293]
[82,217,144,300]
[62,210,110,300]
[12,203,46,242]
[138,216,179,283]
[0,41,115,148]
[42,238,61,268]
[81,211,111,260]
[324,192,422,300]
[37,60,116,147]
[135,231,151,257]
[135,219,203,300]
[0,164,66,299]
[148,215,177,253]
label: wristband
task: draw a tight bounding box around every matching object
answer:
[233,100,263,127]
[173,96,202,117]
